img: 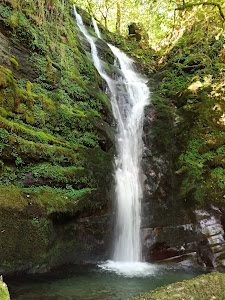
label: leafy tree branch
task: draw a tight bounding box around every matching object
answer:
[175,2,225,21]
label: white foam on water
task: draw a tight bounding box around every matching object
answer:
[98,260,158,277]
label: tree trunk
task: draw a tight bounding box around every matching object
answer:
[116,1,121,33]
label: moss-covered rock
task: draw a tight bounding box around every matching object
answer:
[131,272,225,300]
[152,23,225,207]
[0,0,115,274]
[0,183,113,273]
[139,20,225,271]
[0,280,10,300]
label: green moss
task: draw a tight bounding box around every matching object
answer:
[0,66,15,89]
[24,162,88,187]
[0,2,12,18]
[0,183,95,214]
[7,12,19,29]
[2,134,78,165]
[131,272,225,300]
[0,128,10,154]
[0,116,79,149]
[179,136,225,204]
[0,184,96,270]
[0,281,10,300]
[0,107,13,118]
[0,0,114,273]
[0,66,35,111]
[1,0,19,9]
[153,23,225,207]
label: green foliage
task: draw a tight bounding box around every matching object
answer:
[150,94,176,158]
[212,167,225,189]
[75,0,176,47]
[24,162,89,186]
[0,0,113,230]
[160,69,190,96]
[10,56,19,69]
[0,281,10,300]
[0,183,96,272]
[0,0,116,275]
[0,128,10,154]
[132,272,225,300]
[0,2,12,18]
[151,10,225,206]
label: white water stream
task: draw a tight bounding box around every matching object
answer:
[74,7,154,276]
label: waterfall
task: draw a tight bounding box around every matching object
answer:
[92,17,101,39]
[74,7,154,276]
[108,44,149,262]
[73,6,124,130]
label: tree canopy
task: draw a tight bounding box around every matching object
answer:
[73,0,225,48]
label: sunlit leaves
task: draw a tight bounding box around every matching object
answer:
[73,0,225,48]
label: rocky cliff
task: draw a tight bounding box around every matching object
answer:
[0,0,225,275]
[0,0,115,274]
[139,23,225,271]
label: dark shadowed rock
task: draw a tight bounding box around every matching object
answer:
[0,31,37,81]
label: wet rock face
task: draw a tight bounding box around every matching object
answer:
[141,105,177,228]
[0,30,37,81]
[141,199,225,270]
[195,208,225,269]
[96,39,114,65]
[73,214,113,263]
[141,104,225,271]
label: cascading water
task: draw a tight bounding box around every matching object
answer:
[74,7,155,276]
[92,16,101,39]
[108,44,149,262]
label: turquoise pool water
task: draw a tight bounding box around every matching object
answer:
[6,263,203,300]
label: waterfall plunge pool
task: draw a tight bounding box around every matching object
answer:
[7,263,203,300]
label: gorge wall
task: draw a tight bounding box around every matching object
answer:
[139,27,225,270]
[0,0,115,274]
[0,0,225,274]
